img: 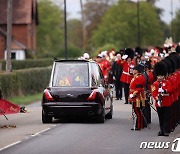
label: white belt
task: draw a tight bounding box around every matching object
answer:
[122,71,130,75]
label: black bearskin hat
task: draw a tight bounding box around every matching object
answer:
[153,61,168,77]
[124,48,135,59]
[135,47,144,57]
[133,64,144,73]
[145,61,152,70]
[162,58,173,75]
[176,55,180,69]
[166,56,177,73]
[156,46,163,53]
[119,49,125,56]
[176,45,180,54]
[169,52,180,69]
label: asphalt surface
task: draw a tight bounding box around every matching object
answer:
[0,98,180,154]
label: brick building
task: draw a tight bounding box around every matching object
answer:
[0,0,38,60]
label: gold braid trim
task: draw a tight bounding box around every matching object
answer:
[136,98,140,107]
[140,92,145,107]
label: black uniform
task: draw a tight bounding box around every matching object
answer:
[112,61,123,100]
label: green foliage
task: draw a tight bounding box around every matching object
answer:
[0,67,51,98]
[172,9,180,43]
[59,45,83,58]
[83,0,111,50]
[8,93,42,105]
[0,59,53,70]
[36,0,64,58]
[36,1,83,58]
[67,19,83,49]
[160,21,171,40]
[91,0,163,49]
[68,45,83,58]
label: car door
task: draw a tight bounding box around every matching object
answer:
[98,65,112,114]
[90,63,111,114]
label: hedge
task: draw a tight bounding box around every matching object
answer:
[0,67,52,98]
[0,59,53,70]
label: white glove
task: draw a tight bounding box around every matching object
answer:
[122,55,128,60]
[129,94,134,99]
[158,88,164,93]
[157,100,161,107]
[113,76,116,80]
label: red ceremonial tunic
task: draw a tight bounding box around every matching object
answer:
[166,75,175,105]
[147,70,155,91]
[177,69,180,96]
[151,79,173,107]
[117,60,136,84]
[99,60,111,78]
[129,74,145,107]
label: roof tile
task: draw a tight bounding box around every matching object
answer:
[0,0,33,24]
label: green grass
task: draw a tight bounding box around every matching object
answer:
[7,93,43,106]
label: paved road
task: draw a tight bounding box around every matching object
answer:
[0,99,179,154]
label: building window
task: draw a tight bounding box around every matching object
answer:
[11,52,16,59]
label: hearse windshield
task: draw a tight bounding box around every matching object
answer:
[52,62,89,87]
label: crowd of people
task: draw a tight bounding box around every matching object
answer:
[80,41,180,136]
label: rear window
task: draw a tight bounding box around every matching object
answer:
[52,62,89,87]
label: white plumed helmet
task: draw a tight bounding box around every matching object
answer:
[83,53,90,59]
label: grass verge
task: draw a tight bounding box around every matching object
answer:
[7,93,42,106]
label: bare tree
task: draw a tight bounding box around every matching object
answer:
[82,0,112,49]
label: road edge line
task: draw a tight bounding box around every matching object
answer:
[0,141,21,152]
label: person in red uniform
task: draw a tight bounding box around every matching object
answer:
[149,48,160,67]
[129,64,146,130]
[176,54,180,126]
[163,54,180,133]
[100,52,111,81]
[96,54,103,68]
[117,48,136,104]
[166,54,180,132]
[161,58,175,133]
[151,61,173,136]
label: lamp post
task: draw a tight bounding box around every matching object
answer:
[64,0,67,59]
[137,0,140,47]
[170,0,173,39]
[80,0,86,50]
[131,0,145,47]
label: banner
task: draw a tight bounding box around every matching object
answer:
[0,99,20,115]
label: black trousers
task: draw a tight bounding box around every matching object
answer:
[123,82,130,104]
[178,97,180,123]
[143,100,151,124]
[157,107,170,134]
[115,79,123,99]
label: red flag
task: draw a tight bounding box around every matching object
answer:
[0,99,20,115]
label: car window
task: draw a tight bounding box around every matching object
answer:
[52,62,89,87]
[90,63,101,87]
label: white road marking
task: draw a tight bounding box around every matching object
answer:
[0,141,21,152]
[0,125,57,151]
[31,128,51,137]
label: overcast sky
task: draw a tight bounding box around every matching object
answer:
[54,0,180,24]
